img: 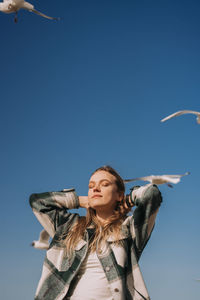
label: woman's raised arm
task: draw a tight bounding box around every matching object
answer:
[29,188,79,238]
[129,184,162,258]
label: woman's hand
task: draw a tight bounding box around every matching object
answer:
[79,196,90,209]
[122,192,136,210]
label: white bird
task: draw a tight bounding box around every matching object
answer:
[31,229,50,250]
[161,110,200,124]
[0,0,59,23]
[124,172,190,187]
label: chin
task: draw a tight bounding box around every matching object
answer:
[89,201,105,210]
[90,203,102,209]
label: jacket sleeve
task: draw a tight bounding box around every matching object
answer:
[29,188,80,238]
[130,184,162,258]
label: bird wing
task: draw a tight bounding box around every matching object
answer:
[160,176,180,184]
[124,173,190,184]
[153,172,190,184]
[165,172,190,178]
[161,110,200,122]
[124,176,152,183]
[39,229,50,243]
[30,8,59,20]
[127,175,173,185]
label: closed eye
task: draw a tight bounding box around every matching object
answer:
[101,181,110,187]
[88,180,111,189]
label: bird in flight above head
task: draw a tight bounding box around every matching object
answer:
[161,110,200,124]
[31,229,50,250]
[124,172,190,188]
[0,0,60,23]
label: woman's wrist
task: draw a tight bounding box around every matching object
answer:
[79,196,89,209]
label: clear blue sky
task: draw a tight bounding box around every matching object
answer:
[0,0,200,299]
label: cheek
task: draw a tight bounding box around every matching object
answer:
[106,189,119,201]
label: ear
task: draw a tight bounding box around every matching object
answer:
[117,192,124,202]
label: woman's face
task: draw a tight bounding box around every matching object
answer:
[88,171,123,211]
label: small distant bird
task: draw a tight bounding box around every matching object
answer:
[31,229,50,250]
[161,110,200,124]
[124,172,190,187]
[0,0,59,23]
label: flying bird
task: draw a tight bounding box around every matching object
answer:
[0,0,59,23]
[161,110,200,124]
[31,229,50,250]
[124,172,190,187]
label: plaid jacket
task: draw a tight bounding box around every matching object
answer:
[30,184,162,300]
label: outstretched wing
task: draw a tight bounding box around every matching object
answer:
[160,176,180,184]
[124,173,190,184]
[124,176,152,183]
[166,172,190,178]
[30,8,60,20]
[161,110,200,122]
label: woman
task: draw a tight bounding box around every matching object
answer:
[30,166,162,300]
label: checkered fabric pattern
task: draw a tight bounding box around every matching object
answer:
[30,184,162,300]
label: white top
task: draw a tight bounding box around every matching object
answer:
[66,251,113,300]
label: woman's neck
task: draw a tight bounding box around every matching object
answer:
[95,210,115,225]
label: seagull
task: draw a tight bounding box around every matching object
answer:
[124,172,190,187]
[161,110,200,124]
[31,229,50,250]
[0,0,59,23]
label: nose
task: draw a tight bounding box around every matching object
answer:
[93,184,101,192]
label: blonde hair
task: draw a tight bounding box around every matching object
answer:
[63,166,130,255]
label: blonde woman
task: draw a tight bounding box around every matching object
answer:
[30,166,162,300]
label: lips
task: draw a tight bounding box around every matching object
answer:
[92,194,102,198]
